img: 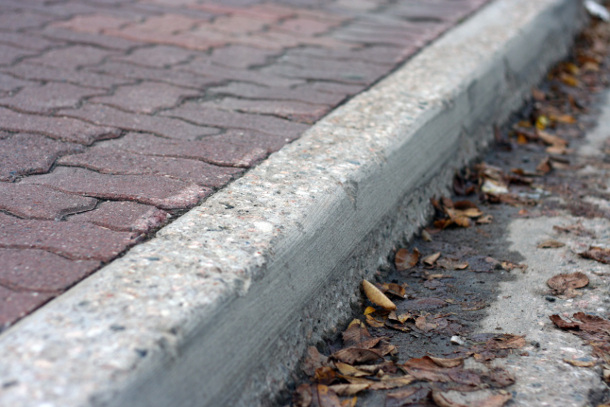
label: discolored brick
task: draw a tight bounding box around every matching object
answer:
[207,82,348,106]
[0,107,120,145]
[0,212,135,261]
[111,45,194,68]
[59,104,218,140]
[26,45,119,70]
[0,43,37,66]
[68,201,169,233]
[0,183,97,220]
[2,61,135,90]
[89,82,199,114]
[0,82,106,114]
[100,132,270,167]
[203,97,330,124]
[0,285,54,329]
[22,167,211,210]
[58,146,243,187]
[207,45,279,69]
[0,248,100,292]
[179,61,304,88]
[162,101,310,138]
[0,133,84,181]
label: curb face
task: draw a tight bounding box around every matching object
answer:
[0,0,585,406]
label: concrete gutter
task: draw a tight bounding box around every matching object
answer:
[0,0,585,406]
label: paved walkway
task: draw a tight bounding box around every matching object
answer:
[0,0,489,329]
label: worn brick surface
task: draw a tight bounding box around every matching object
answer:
[89,82,199,114]
[111,45,194,68]
[58,145,243,187]
[0,286,54,330]
[100,132,270,167]
[162,101,311,138]
[0,82,106,114]
[0,248,100,292]
[23,167,211,210]
[0,133,84,181]
[0,0,491,327]
[59,104,218,140]
[0,107,120,145]
[0,183,97,220]
[68,201,169,233]
[0,212,134,262]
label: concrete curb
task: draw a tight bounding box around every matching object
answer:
[0,0,585,406]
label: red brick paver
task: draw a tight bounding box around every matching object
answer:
[0,0,490,329]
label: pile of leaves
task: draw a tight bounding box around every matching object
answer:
[294,313,525,407]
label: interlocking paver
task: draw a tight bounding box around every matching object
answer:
[0,248,100,292]
[111,45,194,68]
[0,285,54,329]
[89,81,199,114]
[0,183,97,220]
[68,201,169,233]
[0,133,84,181]
[0,212,135,261]
[58,145,243,187]
[162,101,311,138]
[99,132,270,167]
[0,107,120,145]
[22,167,211,210]
[204,97,330,124]
[0,82,106,114]
[0,0,492,327]
[59,104,218,140]
[1,61,135,90]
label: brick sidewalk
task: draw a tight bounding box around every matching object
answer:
[0,0,489,329]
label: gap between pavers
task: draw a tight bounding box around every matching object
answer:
[0,0,585,406]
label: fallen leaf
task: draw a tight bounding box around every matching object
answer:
[423,252,441,266]
[537,239,565,249]
[386,387,430,407]
[415,315,438,332]
[294,384,313,407]
[342,320,372,347]
[538,130,569,146]
[380,283,407,299]
[332,348,383,365]
[580,246,610,264]
[340,396,357,407]
[428,356,464,368]
[432,390,511,407]
[476,215,493,224]
[329,383,370,396]
[395,248,420,270]
[369,375,414,390]
[500,261,527,272]
[563,358,596,368]
[362,280,396,311]
[334,362,370,378]
[550,314,580,330]
[363,306,376,315]
[303,346,328,376]
[536,157,552,174]
[547,272,589,296]
[421,229,432,241]
[365,314,385,328]
[314,384,342,407]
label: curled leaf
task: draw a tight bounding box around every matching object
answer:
[537,239,565,249]
[423,252,441,266]
[580,246,610,264]
[362,280,396,311]
[395,248,420,270]
[547,272,589,296]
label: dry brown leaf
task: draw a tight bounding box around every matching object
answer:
[365,314,385,328]
[315,366,338,385]
[538,130,568,146]
[423,252,441,266]
[547,272,589,296]
[536,157,552,174]
[580,246,610,264]
[477,215,493,224]
[342,320,372,347]
[334,362,370,378]
[303,346,329,376]
[415,315,438,332]
[421,229,432,242]
[432,390,511,407]
[362,280,396,311]
[428,356,464,368]
[550,314,580,330]
[363,306,376,316]
[332,347,383,365]
[563,358,596,368]
[537,239,565,249]
[381,283,407,299]
[314,384,342,407]
[329,383,370,396]
[369,375,414,390]
[395,248,420,270]
[386,387,431,407]
[340,396,358,407]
